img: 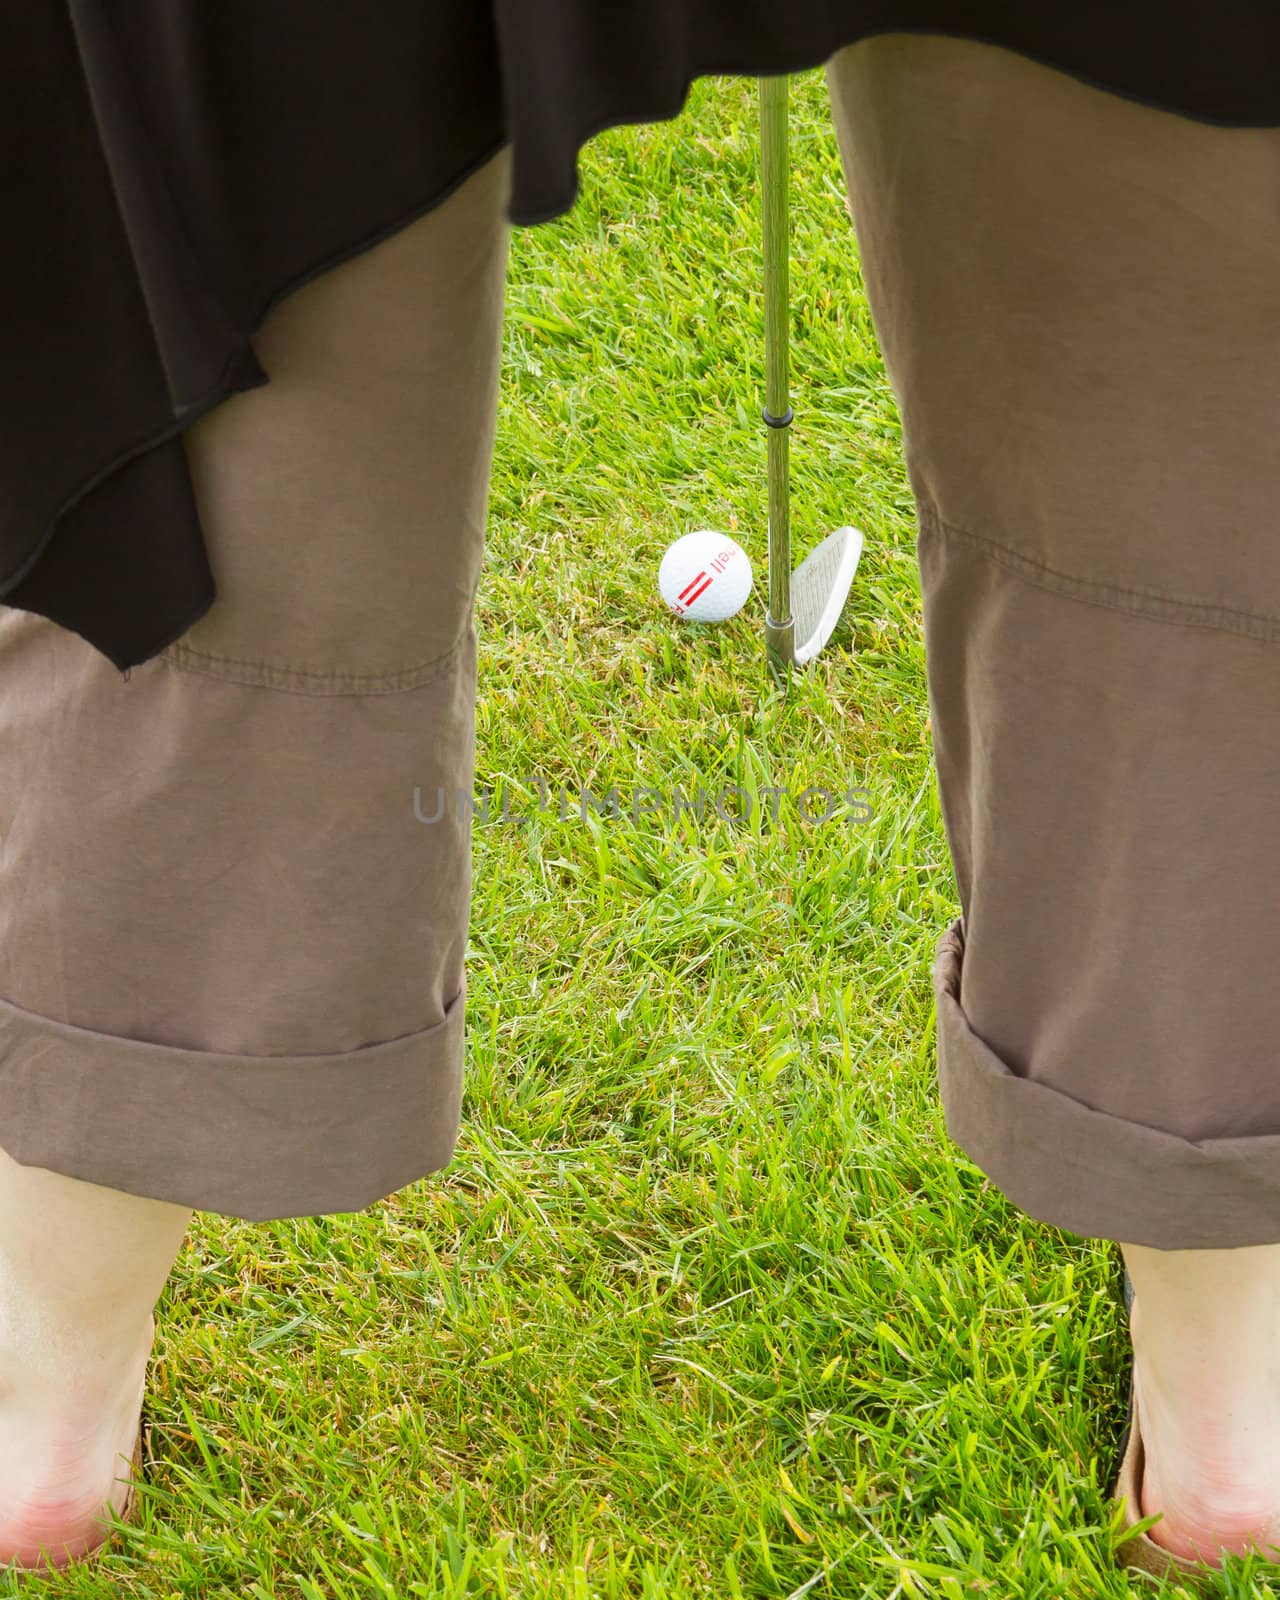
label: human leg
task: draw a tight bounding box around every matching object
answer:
[0,143,513,1564]
[825,29,1280,1568]
[1122,1244,1280,1564]
[0,1148,191,1570]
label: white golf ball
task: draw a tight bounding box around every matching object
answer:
[659,531,754,623]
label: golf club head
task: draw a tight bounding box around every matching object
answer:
[790,525,864,665]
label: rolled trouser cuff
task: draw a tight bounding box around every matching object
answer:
[0,978,466,1220]
[934,917,1280,1250]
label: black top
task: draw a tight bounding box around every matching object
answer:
[6,3,1277,673]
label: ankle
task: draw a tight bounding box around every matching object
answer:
[0,1309,153,1422]
[1130,1313,1280,1563]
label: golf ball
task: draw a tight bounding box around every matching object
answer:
[659,531,753,623]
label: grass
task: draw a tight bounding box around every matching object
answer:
[32,65,1238,1600]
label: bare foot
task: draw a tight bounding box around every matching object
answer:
[0,1311,153,1572]
[1130,1294,1280,1569]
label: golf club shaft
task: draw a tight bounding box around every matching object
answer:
[761,74,794,668]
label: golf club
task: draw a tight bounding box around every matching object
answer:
[760,73,864,676]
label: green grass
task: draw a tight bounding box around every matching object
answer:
[41,67,1234,1600]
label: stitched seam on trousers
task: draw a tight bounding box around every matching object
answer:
[159,628,469,695]
[920,502,1280,644]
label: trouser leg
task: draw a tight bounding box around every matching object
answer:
[0,148,514,1220]
[826,33,1280,1248]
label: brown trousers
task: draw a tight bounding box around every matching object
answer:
[3,33,1279,1245]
